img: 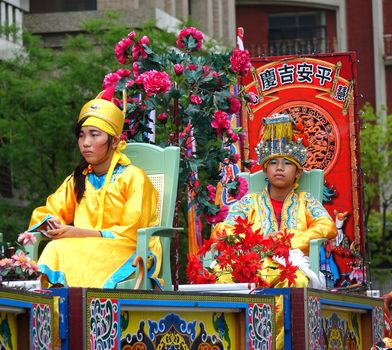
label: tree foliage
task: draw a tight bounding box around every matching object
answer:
[360,103,392,274]
[0,15,179,238]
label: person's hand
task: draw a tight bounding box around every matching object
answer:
[48,224,84,239]
[47,225,101,239]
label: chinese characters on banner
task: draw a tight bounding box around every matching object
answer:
[241,53,364,288]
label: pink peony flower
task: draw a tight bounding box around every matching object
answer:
[137,70,172,95]
[102,72,121,89]
[205,206,229,224]
[127,31,137,40]
[207,184,216,202]
[115,68,131,77]
[228,95,241,114]
[211,110,231,136]
[230,48,251,75]
[132,44,148,60]
[157,112,169,123]
[190,95,202,105]
[226,128,239,142]
[187,64,198,71]
[176,27,203,51]
[114,37,133,64]
[126,79,135,88]
[174,64,184,75]
[202,66,210,76]
[140,35,150,45]
[18,231,37,246]
[232,176,248,200]
[132,62,139,77]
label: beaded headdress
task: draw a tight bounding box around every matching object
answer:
[255,113,308,168]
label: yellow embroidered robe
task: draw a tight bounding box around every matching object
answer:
[29,164,160,288]
[213,187,337,256]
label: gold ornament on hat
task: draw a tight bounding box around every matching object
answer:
[255,113,308,168]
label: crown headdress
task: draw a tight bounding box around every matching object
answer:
[255,113,308,168]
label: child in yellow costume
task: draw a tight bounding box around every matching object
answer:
[212,114,337,349]
[28,89,161,289]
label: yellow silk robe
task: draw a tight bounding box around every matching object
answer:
[29,164,160,288]
[213,187,337,256]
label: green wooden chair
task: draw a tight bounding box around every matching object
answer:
[25,143,180,291]
[204,169,326,276]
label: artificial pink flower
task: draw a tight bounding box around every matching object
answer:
[157,112,169,123]
[206,184,216,202]
[226,128,239,142]
[17,231,37,246]
[173,64,184,75]
[176,27,203,51]
[132,62,139,77]
[102,72,121,89]
[27,260,39,276]
[127,31,137,40]
[137,70,172,95]
[190,95,202,105]
[228,95,241,114]
[230,48,251,75]
[114,37,133,64]
[0,258,13,268]
[211,110,231,136]
[202,66,210,76]
[11,252,31,267]
[131,44,147,60]
[232,176,248,200]
[115,68,131,77]
[187,64,198,71]
[204,205,229,225]
[126,79,135,88]
[140,35,150,45]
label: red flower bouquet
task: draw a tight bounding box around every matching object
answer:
[186,216,299,287]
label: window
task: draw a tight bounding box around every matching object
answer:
[268,12,326,56]
[29,0,97,14]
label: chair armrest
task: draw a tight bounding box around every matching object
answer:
[24,232,50,261]
[131,226,182,290]
[309,238,327,274]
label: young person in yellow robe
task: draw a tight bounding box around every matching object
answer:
[212,113,337,349]
[28,90,161,289]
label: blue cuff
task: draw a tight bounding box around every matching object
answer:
[100,230,115,239]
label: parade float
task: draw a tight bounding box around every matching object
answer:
[0,27,387,349]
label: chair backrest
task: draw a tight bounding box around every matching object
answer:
[237,169,324,202]
[122,143,180,226]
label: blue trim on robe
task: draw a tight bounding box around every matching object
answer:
[88,165,127,190]
[100,230,115,239]
[38,264,67,286]
[103,251,162,289]
[28,215,53,232]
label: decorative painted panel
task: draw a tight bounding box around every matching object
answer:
[32,303,52,350]
[322,310,362,350]
[89,297,119,350]
[0,312,17,349]
[372,306,385,344]
[248,303,273,350]
[85,290,276,350]
[307,296,322,350]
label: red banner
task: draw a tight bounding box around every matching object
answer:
[242,53,364,287]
